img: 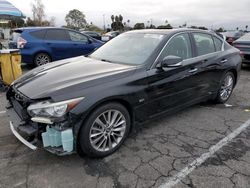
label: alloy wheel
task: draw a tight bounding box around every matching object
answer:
[220,74,234,101]
[35,53,50,66]
[89,110,126,152]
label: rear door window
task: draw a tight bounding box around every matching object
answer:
[193,33,216,56]
[213,36,223,51]
[45,29,70,41]
[30,30,46,39]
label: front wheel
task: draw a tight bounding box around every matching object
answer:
[79,103,131,157]
[214,72,235,103]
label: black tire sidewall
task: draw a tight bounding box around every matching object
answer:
[34,53,51,66]
[216,72,235,103]
[79,103,131,158]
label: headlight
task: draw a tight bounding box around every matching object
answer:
[27,97,84,118]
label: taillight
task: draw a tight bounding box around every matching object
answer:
[17,37,27,49]
[240,51,244,58]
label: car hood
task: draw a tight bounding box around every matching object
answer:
[13,56,136,100]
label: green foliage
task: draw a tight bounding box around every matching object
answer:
[215,27,226,32]
[110,14,124,31]
[8,18,25,28]
[65,9,87,30]
[157,24,173,29]
[85,24,103,32]
[32,0,45,26]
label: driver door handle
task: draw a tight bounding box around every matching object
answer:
[188,68,198,73]
[220,59,228,64]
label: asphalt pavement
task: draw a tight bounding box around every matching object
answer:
[0,65,250,188]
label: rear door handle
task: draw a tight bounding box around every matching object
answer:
[220,59,228,63]
[188,68,198,73]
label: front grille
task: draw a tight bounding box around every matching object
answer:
[8,87,31,120]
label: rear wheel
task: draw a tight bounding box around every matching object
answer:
[214,72,235,103]
[34,53,51,66]
[79,103,130,157]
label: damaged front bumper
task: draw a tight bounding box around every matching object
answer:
[10,121,38,150]
[8,108,76,156]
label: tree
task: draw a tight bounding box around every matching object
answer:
[8,17,25,28]
[85,24,103,32]
[198,26,208,30]
[215,27,226,32]
[110,14,124,31]
[111,15,114,23]
[32,0,45,26]
[65,9,87,30]
[157,24,173,29]
[246,25,248,31]
[49,17,56,27]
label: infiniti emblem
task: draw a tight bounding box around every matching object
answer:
[15,93,24,101]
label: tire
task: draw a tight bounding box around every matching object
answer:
[34,53,51,66]
[214,72,235,103]
[79,103,131,158]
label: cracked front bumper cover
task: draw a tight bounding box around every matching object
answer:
[10,121,37,150]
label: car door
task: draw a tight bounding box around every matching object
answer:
[191,32,226,95]
[68,31,96,56]
[43,29,73,60]
[145,33,206,117]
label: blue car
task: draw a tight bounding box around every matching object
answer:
[9,27,104,66]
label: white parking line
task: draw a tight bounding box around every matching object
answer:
[159,118,250,188]
[0,111,6,114]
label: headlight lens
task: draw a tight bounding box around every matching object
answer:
[27,97,84,118]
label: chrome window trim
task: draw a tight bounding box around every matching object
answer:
[151,31,225,69]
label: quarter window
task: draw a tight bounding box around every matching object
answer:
[45,29,70,41]
[69,31,88,43]
[213,36,223,51]
[193,33,215,56]
[160,33,192,60]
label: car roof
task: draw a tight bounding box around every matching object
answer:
[126,28,214,36]
[236,32,250,42]
[12,27,78,33]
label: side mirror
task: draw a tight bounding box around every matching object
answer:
[88,38,93,44]
[161,55,183,68]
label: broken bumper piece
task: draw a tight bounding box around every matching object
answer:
[10,121,75,156]
[10,121,37,150]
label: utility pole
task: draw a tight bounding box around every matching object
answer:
[103,14,106,31]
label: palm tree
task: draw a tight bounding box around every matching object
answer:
[127,19,130,27]
[111,15,114,23]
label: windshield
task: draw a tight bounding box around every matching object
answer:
[90,33,164,65]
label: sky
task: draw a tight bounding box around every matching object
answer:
[8,0,250,30]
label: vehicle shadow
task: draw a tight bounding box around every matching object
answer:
[242,63,250,71]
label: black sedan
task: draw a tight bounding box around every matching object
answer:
[80,31,102,41]
[233,33,250,64]
[6,29,242,157]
